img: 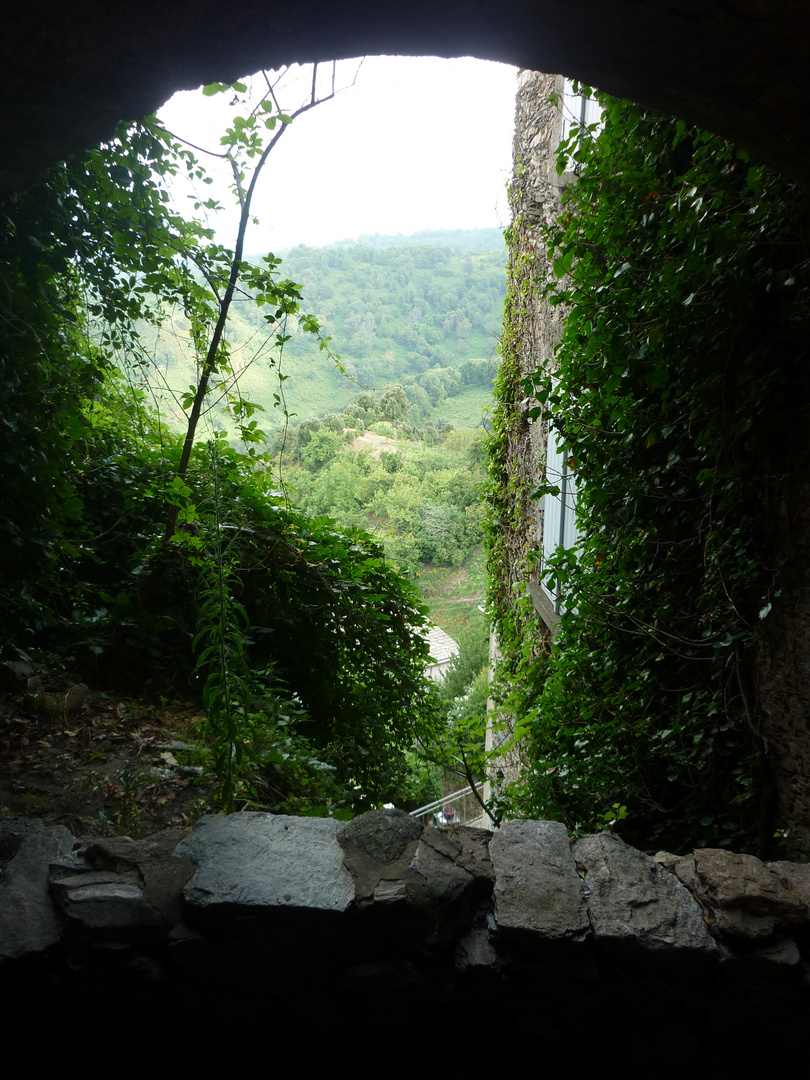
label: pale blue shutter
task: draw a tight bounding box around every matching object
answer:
[541,424,580,614]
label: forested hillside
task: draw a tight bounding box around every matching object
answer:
[314,226,504,252]
[140,232,506,436]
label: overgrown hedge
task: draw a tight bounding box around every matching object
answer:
[0,116,439,813]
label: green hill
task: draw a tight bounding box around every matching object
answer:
[135,230,506,438]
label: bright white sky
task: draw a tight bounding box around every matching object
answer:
[157,56,517,253]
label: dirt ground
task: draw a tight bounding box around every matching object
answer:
[0,659,217,840]
[349,431,399,457]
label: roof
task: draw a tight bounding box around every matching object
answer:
[422,625,459,666]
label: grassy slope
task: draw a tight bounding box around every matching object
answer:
[418,548,488,642]
[132,230,505,438]
[432,385,494,430]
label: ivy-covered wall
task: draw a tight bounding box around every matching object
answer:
[487,72,810,856]
[485,71,564,643]
[483,72,564,793]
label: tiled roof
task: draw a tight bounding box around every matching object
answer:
[423,624,459,665]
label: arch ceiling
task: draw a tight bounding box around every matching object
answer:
[2,1,809,195]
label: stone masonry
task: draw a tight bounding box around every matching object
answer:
[1,810,808,1071]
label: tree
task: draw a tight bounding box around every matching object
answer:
[379,385,409,423]
[156,67,344,537]
[299,427,343,469]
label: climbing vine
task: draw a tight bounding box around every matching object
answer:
[487,92,810,852]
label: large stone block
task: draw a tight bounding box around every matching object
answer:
[49,829,193,932]
[177,812,355,921]
[337,809,492,956]
[0,821,73,960]
[673,848,810,942]
[491,819,590,952]
[573,832,718,966]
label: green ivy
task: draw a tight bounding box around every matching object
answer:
[488,94,810,851]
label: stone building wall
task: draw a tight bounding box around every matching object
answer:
[484,71,566,795]
[755,408,810,844]
[493,70,569,634]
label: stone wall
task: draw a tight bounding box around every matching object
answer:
[1,810,808,1070]
[498,70,568,633]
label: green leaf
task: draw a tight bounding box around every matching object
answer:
[553,250,574,278]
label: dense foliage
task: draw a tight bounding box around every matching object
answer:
[285,425,488,575]
[429,617,491,792]
[0,85,442,814]
[270,401,493,798]
[140,235,504,431]
[275,239,505,379]
[488,93,810,851]
[66,397,437,809]
[0,118,200,645]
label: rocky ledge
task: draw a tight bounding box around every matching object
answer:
[1,810,808,1070]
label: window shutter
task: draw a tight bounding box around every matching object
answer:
[561,80,603,151]
[541,423,580,614]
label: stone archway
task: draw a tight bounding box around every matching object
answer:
[3,1,809,847]
[2,1,810,193]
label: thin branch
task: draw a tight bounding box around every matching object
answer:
[459,747,498,826]
[228,152,246,212]
[165,69,342,541]
[161,130,230,160]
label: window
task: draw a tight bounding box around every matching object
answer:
[541,421,580,615]
[561,79,603,145]
[555,80,603,179]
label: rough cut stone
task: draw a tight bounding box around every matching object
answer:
[0,821,73,959]
[47,829,194,932]
[420,822,493,883]
[573,832,717,962]
[720,935,803,979]
[338,809,490,953]
[50,868,164,930]
[673,848,810,941]
[80,830,193,925]
[373,880,409,904]
[653,850,680,872]
[177,812,354,916]
[337,809,422,906]
[409,832,485,917]
[765,860,810,913]
[339,808,422,867]
[455,905,501,973]
[491,820,590,949]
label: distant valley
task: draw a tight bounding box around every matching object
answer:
[134,227,507,439]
